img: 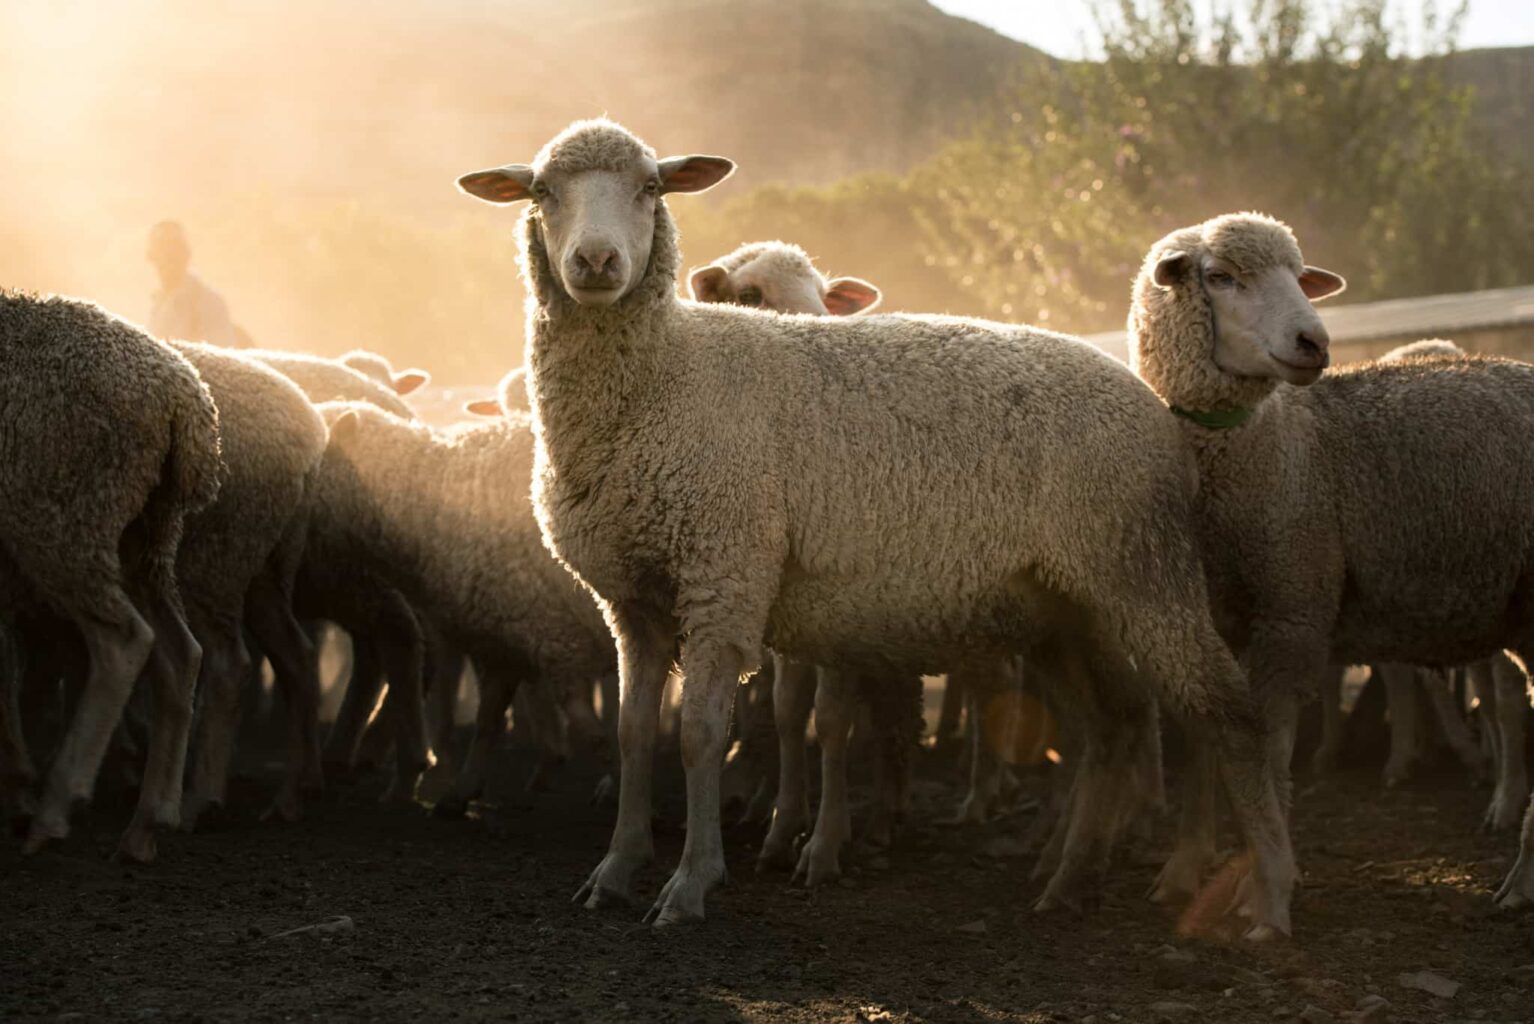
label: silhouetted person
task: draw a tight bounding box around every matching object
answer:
[147,220,241,346]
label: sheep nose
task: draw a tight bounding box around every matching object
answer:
[1295,326,1330,364]
[576,245,617,275]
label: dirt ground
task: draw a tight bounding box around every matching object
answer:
[3,724,1533,1024]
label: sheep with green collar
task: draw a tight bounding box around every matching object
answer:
[1128,211,1534,910]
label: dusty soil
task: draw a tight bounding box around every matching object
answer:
[3,733,1533,1024]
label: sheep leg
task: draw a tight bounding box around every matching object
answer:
[370,628,429,805]
[181,620,251,830]
[576,605,675,910]
[935,671,966,754]
[1495,792,1534,908]
[758,655,815,871]
[862,671,920,851]
[1310,663,1346,775]
[1380,664,1419,787]
[426,645,466,772]
[1119,700,1166,857]
[720,672,767,819]
[520,678,570,793]
[435,664,514,817]
[645,637,742,926]
[1148,739,1220,904]
[1035,683,1147,914]
[116,589,202,863]
[948,661,1008,825]
[792,667,856,887]
[1147,620,1294,938]
[0,625,36,825]
[1485,653,1530,831]
[1470,658,1502,775]
[1423,667,1486,780]
[246,591,324,824]
[734,669,780,825]
[1030,749,1081,882]
[323,635,383,773]
[1207,687,1301,921]
[590,671,620,805]
[25,590,156,853]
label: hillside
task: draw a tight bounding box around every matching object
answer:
[0,1,1527,384]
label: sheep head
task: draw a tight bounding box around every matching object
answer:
[688,241,881,316]
[457,119,733,309]
[1132,213,1346,415]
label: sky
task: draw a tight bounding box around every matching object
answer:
[932,0,1534,57]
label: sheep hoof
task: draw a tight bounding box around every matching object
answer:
[645,862,724,926]
[114,820,159,864]
[1241,922,1286,943]
[432,795,471,819]
[574,850,647,910]
[589,774,617,807]
[261,790,303,824]
[1032,888,1083,915]
[1495,853,1534,910]
[1482,789,1524,832]
[791,833,844,888]
[22,812,67,855]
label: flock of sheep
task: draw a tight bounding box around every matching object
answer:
[4,117,1534,945]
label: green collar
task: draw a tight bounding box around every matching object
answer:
[1170,404,1254,430]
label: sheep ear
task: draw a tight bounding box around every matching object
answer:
[1152,250,1190,288]
[457,165,535,204]
[657,155,734,195]
[392,369,430,395]
[823,277,881,316]
[688,265,731,303]
[1299,265,1346,302]
[328,409,361,444]
[464,399,503,418]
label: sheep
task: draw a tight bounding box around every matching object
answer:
[1125,211,1534,909]
[464,366,529,417]
[687,240,881,316]
[455,118,1293,936]
[0,291,222,861]
[244,350,436,799]
[685,241,919,865]
[170,342,329,827]
[1308,338,1516,813]
[454,367,619,801]
[247,349,417,419]
[308,399,617,814]
[339,349,431,397]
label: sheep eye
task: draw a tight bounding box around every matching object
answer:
[642,179,660,197]
[1206,269,1235,287]
[736,287,763,307]
[531,180,550,200]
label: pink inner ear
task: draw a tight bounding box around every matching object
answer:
[689,266,730,303]
[458,170,532,203]
[823,279,881,316]
[465,399,502,418]
[660,156,734,195]
[393,370,429,395]
[1298,267,1346,301]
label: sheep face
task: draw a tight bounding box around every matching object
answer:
[1154,249,1344,388]
[458,121,733,307]
[689,245,881,317]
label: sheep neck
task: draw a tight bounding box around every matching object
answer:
[1168,403,1255,430]
[1129,265,1276,430]
[517,201,682,449]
